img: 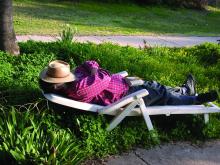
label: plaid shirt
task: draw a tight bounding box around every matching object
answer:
[63,61,129,105]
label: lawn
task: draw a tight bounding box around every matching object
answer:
[13,0,220,36]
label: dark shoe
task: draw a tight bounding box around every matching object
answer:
[182,74,196,96]
[196,90,218,104]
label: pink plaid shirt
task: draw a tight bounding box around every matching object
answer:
[62,61,129,105]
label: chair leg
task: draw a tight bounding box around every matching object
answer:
[204,113,209,124]
[106,101,139,131]
[138,99,154,131]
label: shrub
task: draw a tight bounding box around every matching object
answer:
[190,43,220,66]
[59,25,77,44]
[0,105,85,164]
[203,115,220,138]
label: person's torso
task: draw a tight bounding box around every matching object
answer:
[91,74,129,105]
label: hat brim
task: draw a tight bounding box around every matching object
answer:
[39,69,76,83]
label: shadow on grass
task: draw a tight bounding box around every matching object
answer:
[0,151,16,165]
[14,1,220,35]
[0,86,41,106]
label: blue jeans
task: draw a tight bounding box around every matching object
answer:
[128,81,196,106]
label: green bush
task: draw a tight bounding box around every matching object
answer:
[59,25,77,44]
[203,115,220,138]
[0,105,84,164]
[0,41,220,163]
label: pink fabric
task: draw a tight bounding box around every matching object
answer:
[62,61,129,105]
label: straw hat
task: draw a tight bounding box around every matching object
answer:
[40,60,76,83]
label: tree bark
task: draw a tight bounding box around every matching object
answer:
[0,0,20,55]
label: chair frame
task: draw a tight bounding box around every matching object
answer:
[43,71,220,131]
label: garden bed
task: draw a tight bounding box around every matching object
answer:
[0,41,220,164]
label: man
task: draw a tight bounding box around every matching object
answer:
[39,60,218,106]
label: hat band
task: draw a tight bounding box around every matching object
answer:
[46,67,70,78]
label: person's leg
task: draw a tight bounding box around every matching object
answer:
[141,81,173,106]
[141,81,196,105]
[128,80,217,106]
[166,74,196,96]
[166,86,188,95]
[163,90,218,105]
[196,90,218,104]
[128,81,167,106]
[166,93,197,105]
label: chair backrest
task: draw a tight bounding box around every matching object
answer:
[44,93,104,112]
[43,89,149,116]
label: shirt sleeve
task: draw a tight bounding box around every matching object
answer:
[66,68,111,102]
[83,61,100,70]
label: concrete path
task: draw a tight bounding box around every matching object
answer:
[17,35,220,47]
[86,141,220,165]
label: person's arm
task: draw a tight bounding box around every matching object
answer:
[39,79,56,93]
[67,61,111,101]
[74,60,100,79]
[39,79,68,95]
[82,60,100,71]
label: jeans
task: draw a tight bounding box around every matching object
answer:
[128,81,196,106]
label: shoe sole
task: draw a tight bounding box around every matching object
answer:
[188,74,197,96]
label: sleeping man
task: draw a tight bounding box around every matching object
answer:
[39,60,218,106]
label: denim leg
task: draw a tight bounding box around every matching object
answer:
[166,93,197,105]
[128,81,168,106]
[128,80,196,106]
[165,85,196,105]
[166,86,188,95]
[143,81,197,105]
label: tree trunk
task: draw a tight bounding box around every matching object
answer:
[0,0,20,55]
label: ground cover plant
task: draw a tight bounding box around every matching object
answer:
[13,0,220,36]
[0,41,220,164]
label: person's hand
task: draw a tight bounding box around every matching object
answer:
[91,68,98,75]
[54,83,65,90]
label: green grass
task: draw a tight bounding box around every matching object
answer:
[0,106,84,164]
[13,0,220,36]
[0,41,220,163]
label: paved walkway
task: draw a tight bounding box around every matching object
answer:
[86,141,220,165]
[17,35,220,47]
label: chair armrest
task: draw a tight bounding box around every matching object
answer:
[125,77,145,86]
[99,89,149,114]
[115,71,128,77]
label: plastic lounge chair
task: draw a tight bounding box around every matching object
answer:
[43,71,220,131]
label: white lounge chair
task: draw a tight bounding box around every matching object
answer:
[43,71,220,131]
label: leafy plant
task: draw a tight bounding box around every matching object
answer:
[0,104,85,164]
[59,24,77,44]
[0,41,220,163]
[203,115,220,138]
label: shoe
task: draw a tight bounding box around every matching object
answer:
[196,90,218,104]
[182,74,196,96]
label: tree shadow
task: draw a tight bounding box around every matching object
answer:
[13,1,220,35]
[0,85,41,106]
[0,151,17,165]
